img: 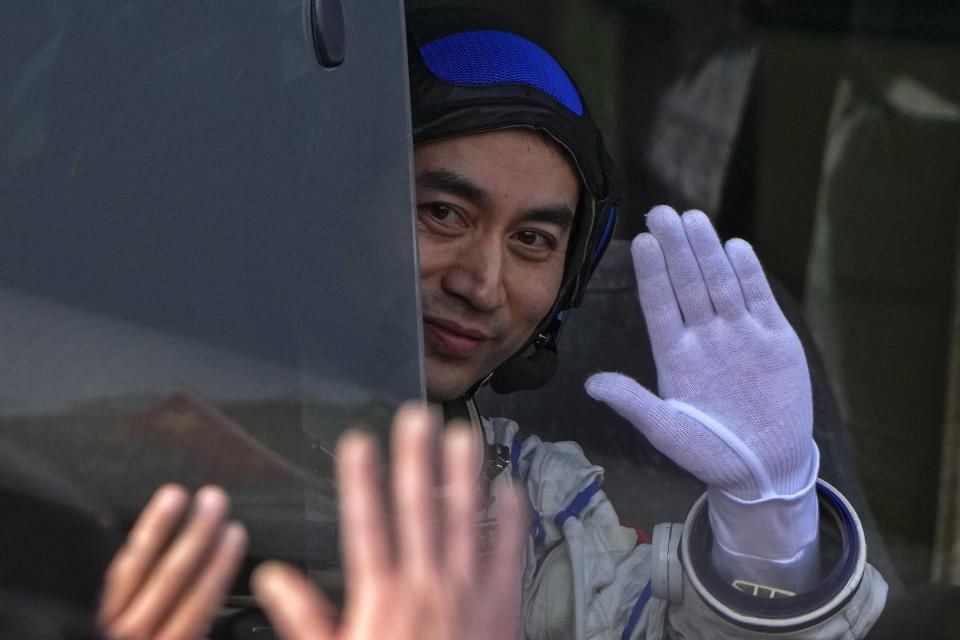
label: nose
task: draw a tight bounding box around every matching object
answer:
[441,236,507,312]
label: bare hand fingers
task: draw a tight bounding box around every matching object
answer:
[337,429,391,590]
[441,423,479,586]
[479,485,524,633]
[153,521,247,640]
[253,562,336,640]
[99,484,189,626]
[392,403,438,578]
[106,486,230,639]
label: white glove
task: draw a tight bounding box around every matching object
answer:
[585,206,820,592]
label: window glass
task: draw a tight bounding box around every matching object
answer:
[0,0,422,579]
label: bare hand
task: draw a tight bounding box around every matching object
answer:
[98,485,247,640]
[252,403,524,640]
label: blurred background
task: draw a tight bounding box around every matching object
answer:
[409,0,960,588]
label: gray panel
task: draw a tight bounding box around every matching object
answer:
[0,0,422,571]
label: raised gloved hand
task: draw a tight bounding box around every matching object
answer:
[585,206,820,592]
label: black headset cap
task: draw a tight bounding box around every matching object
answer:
[406,7,620,392]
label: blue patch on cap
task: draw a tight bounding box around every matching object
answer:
[420,30,583,116]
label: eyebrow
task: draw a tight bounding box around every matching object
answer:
[516,205,575,231]
[416,169,490,207]
[416,168,575,231]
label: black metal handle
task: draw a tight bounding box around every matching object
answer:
[310,0,345,67]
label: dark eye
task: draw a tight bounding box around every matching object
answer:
[417,202,468,236]
[420,203,467,227]
[515,230,553,248]
[427,204,456,222]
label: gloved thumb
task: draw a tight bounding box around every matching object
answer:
[585,372,674,441]
[586,373,714,481]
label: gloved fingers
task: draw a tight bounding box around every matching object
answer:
[585,372,682,448]
[630,232,684,347]
[645,205,713,325]
[681,210,747,318]
[724,238,788,329]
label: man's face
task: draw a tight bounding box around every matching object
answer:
[415,129,580,401]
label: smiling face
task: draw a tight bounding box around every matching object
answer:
[415,129,580,401]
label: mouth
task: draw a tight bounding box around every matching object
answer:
[422,316,490,358]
